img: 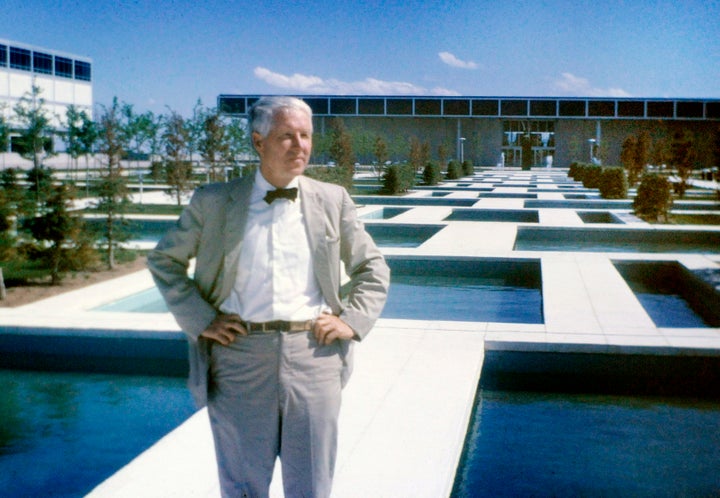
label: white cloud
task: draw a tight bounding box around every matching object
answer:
[554,72,631,97]
[438,51,479,70]
[254,67,459,96]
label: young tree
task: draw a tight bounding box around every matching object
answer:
[328,118,355,190]
[223,116,250,175]
[14,85,56,202]
[65,105,97,187]
[0,105,9,168]
[199,109,231,182]
[669,129,696,197]
[25,184,93,285]
[373,136,388,177]
[162,110,194,205]
[96,98,131,269]
[620,135,640,184]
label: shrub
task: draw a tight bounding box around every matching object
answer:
[582,165,603,189]
[462,160,474,176]
[422,161,442,186]
[568,162,581,180]
[446,160,462,180]
[598,167,628,199]
[633,173,673,222]
[382,163,415,194]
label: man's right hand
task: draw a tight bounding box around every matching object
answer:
[200,313,247,345]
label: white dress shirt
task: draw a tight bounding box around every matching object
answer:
[219,169,328,322]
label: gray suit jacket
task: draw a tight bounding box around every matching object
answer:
[147,174,390,407]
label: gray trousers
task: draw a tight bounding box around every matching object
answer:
[207,331,344,498]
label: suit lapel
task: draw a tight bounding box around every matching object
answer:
[221,175,253,296]
[299,177,337,304]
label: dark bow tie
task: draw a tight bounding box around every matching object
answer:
[264,187,298,204]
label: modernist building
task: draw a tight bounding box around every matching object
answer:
[218,94,720,168]
[1,39,93,152]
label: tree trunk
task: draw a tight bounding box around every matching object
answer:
[0,267,6,300]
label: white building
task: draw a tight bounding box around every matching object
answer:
[1,38,93,154]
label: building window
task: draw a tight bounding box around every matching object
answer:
[55,56,73,78]
[303,97,329,115]
[358,98,385,115]
[530,100,557,117]
[218,96,245,114]
[386,99,413,115]
[676,101,703,119]
[559,100,586,117]
[443,99,470,116]
[10,46,31,71]
[0,45,7,67]
[588,100,615,117]
[74,60,92,81]
[501,100,528,116]
[502,121,555,167]
[472,100,499,116]
[330,98,356,115]
[617,100,644,117]
[414,99,441,115]
[33,52,53,74]
[647,101,674,118]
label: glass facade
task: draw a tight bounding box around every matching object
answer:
[1,41,91,82]
[217,95,719,122]
[502,121,555,167]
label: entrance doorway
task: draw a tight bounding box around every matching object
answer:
[502,121,555,167]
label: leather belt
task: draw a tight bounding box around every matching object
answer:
[243,320,314,334]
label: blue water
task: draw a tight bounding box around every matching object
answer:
[452,390,720,497]
[0,370,195,497]
[636,293,710,327]
[382,275,543,323]
[95,277,544,324]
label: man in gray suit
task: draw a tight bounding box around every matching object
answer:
[148,96,390,498]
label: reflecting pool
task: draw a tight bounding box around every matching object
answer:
[0,370,194,498]
[452,390,720,497]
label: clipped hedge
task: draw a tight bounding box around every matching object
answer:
[446,160,462,180]
[382,163,415,194]
[462,160,474,176]
[423,161,442,186]
[598,167,628,199]
[633,173,673,222]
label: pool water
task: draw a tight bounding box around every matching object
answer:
[382,274,543,323]
[452,390,720,497]
[96,275,544,324]
[0,370,195,497]
[636,293,710,327]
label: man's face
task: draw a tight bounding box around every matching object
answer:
[253,108,313,188]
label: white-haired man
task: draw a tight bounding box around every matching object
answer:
[148,96,390,497]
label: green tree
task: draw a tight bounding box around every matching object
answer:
[223,116,250,176]
[373,136,388,178]
[25,184,85,285]
[328,118,355,191]
[669,130,695,197]
[0,106,9,168]
[96,97,131,269]
[633,173,673,222]
[65,105,97,188]
[14,86,56,202]
[199,109,231,182]
[162,110,195,205]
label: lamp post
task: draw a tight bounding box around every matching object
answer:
[588,138,596,163]
[459,137,466,163]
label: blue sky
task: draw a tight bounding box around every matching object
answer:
[3,0,719,116]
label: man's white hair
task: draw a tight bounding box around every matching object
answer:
[248,96,313,138]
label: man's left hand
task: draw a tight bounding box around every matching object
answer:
[313,312,355,345]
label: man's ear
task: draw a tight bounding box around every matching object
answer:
[252,132,263,153]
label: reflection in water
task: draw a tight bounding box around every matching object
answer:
[0,370,194,498]
[452,390,720,497]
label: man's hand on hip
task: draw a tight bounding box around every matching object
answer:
[201,313,247,345]
[313,312,355,345]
